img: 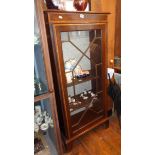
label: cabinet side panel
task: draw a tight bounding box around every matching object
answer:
[44,13,68,138]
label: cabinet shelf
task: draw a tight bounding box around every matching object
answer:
[67,76,99,87]
[69,90,103,115]
[34,89,48,97]
[34,92,51,102]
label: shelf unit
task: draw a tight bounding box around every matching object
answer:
[34,0,63,154]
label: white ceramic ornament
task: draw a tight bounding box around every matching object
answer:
[40,123,49,131]
[83,90,87,95]
[88,90,91,94]
[73,102,78,105]
[80,93,84,97]
[74,65,82,76]
[71,98,75,102]
[34,123,39,133]
[91,92,95,97]
[36,116,43,125]
[83,96,88,100]
[65,58,76,71]
[49,119,54,128]
[68,96,72,103]
[66,72,72,83]
[35,105,42,115]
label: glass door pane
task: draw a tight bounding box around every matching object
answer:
[34,6,48,96]
[60,30,104,132]
[34,98,58,155]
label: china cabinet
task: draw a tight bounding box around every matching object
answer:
[44,10,111,150]
[34,1,63,154]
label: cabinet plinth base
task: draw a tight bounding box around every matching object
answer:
[63,118,110,152]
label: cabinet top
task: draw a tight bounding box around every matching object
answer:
[44,10,110,24]
[44,10,111,15]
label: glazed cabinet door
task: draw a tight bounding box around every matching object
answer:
[52,24,108,135]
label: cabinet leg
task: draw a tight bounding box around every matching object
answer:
[104,120,109,129]
[65,142,73,152]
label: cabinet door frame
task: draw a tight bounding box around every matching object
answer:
[50,23,109,137]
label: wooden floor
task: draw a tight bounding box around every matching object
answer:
[64,114,121,155]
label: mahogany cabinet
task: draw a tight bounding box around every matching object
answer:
[44,10,111,151]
